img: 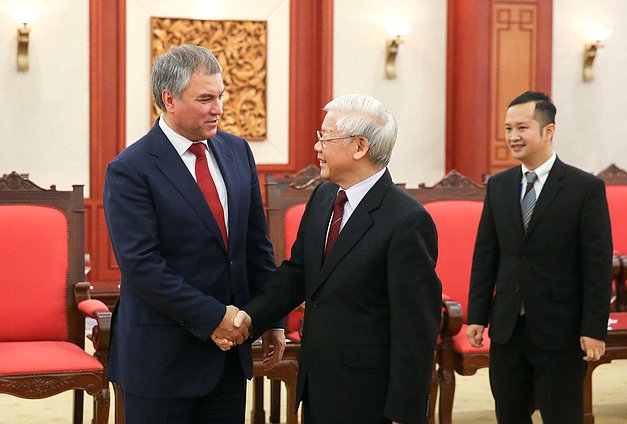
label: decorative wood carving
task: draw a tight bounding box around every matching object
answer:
[0,172,53,191]
[418,169,484,189]
[597,163,627,185]
[151,17,267,141]
[288,164,323,189]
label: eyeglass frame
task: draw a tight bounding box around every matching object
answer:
[316,130,358,148]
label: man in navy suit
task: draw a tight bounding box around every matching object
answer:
[103,44,284,424]
[466,91,613,423]
[216,94,442,424]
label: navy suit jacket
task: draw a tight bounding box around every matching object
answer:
[103,121,275,398]
[467,157,613,349]
[245,171,442,424]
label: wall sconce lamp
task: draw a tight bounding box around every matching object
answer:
[11,9,39,72]
[384,22,411,79]
[583,27,613,82]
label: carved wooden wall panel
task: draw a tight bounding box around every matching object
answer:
[151,17,267,141]
[490,1,538,174]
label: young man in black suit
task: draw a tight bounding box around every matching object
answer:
[466,91,613,423]
[215,94,442,424]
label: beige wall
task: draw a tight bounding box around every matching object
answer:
[333,0,447,186]
[0,0,89,192]
[1,1,626,192]
[552,0,627,174]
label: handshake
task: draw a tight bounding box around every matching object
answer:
[210,305,287,370]
[211,305,252,350]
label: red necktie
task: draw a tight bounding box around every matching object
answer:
[325,190,348,257]
[189,142,228,248]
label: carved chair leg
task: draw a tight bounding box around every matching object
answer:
[251,376,266,424]
[112,382,125,424]
[437,348,456,424]
[94,387,111,424]
[284,377,299,424]
[428,354,438,424]
[583,362,600,424]
[270,379,282,423]
[74,389,84,424]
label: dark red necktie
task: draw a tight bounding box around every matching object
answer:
[325,190,348,257]
[189,142,228,248]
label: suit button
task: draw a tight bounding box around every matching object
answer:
[312,300,319,308]
[521,256,527,262]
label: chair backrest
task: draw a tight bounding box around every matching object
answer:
[284,203,307,259]
[0,172,85,344]
[424,200,484,321]
[265,165,322,265]
[597,164,627,254]
[405,170,486,322]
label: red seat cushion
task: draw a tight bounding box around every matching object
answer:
[424,201,484,322]
[0,205,69,342]
[452,324,491,353]
[0,341,103,375]
[608,312,627,331]
[606,186,627,254]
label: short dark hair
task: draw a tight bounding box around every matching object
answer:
[508,91,556,130]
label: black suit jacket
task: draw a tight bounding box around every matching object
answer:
[467,157,613,349]
[103,122,275,398]
[245,170,442,424]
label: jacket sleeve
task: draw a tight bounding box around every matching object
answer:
[579,179,613,340]
[385,208,442,424]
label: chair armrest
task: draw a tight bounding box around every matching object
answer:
[441,299,463,337]
[73,281,112,353]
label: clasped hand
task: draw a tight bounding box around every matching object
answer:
[210,305,286,370]
[211,305,251,347]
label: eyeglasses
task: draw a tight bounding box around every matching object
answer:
[316,130,357,148]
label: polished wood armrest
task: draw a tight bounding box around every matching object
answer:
[441,299,463,338]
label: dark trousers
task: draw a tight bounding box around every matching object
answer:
[123,350,246,424]
[489,315,587,424]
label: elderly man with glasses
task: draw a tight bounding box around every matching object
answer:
[214,94,442,424]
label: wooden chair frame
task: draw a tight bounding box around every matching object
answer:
[0,172,111,424]
[404,170,487,424]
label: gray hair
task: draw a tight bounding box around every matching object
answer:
[152,44,222,111]
[323,94,397,168]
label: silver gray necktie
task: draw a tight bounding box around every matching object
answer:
[521,171,538,231]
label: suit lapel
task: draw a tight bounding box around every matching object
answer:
[311,171,392,295]
[501,167,525,237]
[524,158,565,236]
[151,124,227,253]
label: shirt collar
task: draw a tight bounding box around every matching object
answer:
[521,152,556,185]
[340,168,386,210]
[158,115,207,157]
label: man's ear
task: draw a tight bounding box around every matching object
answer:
[162,90,175,113]
[543,123,555,141]
[353,136,370,160]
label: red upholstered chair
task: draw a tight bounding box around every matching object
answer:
[405,170,487,424]
[597,164,627,311]
[0,172,111,424]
